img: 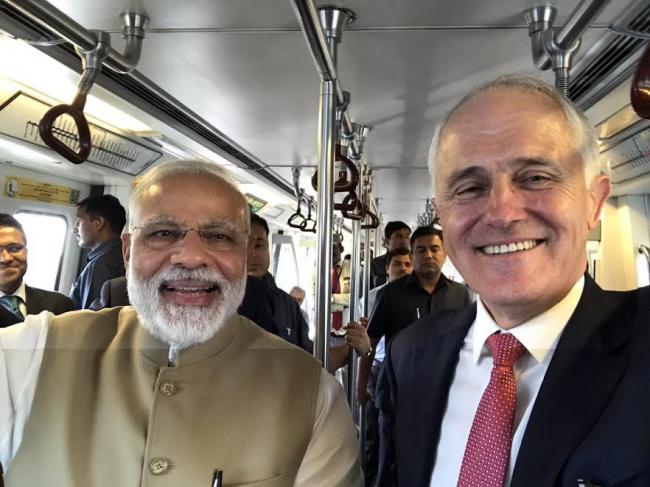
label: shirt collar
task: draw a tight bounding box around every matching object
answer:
[0,280,26,303]
[472,276,585,365]
[88,237,122,260]
[405,272,448,290]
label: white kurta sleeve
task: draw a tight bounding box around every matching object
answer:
[294,368,363,487]
[0,312,51,471]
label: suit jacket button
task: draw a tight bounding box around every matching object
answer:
[149,458,170,475]
[159,381,177,397]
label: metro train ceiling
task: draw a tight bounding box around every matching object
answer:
[0,0,646,226]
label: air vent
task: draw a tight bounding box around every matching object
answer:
[568,1,650,108]
[603,129,650,184]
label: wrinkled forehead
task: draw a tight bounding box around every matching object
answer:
[434,89,574,186]
[134,174,248,228]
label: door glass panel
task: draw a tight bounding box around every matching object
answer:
[15,211,68,291]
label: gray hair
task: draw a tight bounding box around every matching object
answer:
[428,74,604,195]
[290,286,306,295]
[128,159,250,231]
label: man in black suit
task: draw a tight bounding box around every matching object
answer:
[0,214,74,327]
[377,75,650,487]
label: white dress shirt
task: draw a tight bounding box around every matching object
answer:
[430,277,584,487]
[0,311,363,486]
[0,281,27,317]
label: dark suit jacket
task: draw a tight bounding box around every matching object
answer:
[377,276,650,487]
[88,275,279,335]
[0,285,75,327]
[89,276,129,310]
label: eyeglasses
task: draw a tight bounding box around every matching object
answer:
[0,244,26,255]
[132,224,248,252]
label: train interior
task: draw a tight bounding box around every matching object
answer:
[0,0,649,335]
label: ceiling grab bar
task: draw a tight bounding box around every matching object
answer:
[288,191,308,230]
[301,197,317,233]
[38,30,110,163]
[311,147,359,193]
[360,166,379,229]
[631,41,650,119]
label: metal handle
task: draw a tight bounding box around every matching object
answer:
[287,194,308,229]
[311,151,360,193]
[301,202,317,233]
[631,42,650,119]
[38,92,91,164]
[38,30,110,164]
[340,192,365,220]
[361,206,379,229]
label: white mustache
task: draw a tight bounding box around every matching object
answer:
[150,267,229,291]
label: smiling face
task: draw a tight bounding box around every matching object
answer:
[434,88,610,327]
[123,173,249,348]
[0,226,27,294]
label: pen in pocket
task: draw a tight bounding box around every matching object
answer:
[212,470,223,487]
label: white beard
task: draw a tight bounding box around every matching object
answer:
[127,264,246,350]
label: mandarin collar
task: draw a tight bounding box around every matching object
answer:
[133,308,241,367]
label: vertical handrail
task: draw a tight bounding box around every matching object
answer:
[347,218,362,415]
[314,79,336,369]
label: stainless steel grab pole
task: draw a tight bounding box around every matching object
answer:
[314,79,336,369]
[289,0,360,158]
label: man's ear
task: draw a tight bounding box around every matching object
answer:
[587,174,611,230]
[121,233,131,269]
[93,215,106,232]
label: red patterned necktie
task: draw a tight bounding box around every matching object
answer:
[457,332,526,487]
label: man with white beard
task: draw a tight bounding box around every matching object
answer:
[0,160,363,487]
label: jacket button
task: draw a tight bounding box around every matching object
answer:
[149,458,170,475]
[159,381,177,397]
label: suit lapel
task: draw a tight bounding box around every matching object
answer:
[25,285,43,315]
[511,277,632,487]
[399,305,475,486]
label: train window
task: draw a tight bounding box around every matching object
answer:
[272,235,299,293]
[14,211,68,292]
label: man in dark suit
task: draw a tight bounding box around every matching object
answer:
[377,75,649,487]
[0,214,74,327]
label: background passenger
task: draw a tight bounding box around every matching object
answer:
[0,213,74,327]
[331,236,350,331]
[359,225,470,413]
[69,194,126,309]
[290,285,310,326]
[0,159,362,486]
[360,246,412,486]
[248,213,312,353]
[369,221,411,289]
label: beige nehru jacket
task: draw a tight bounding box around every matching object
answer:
[0,307,362,486]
